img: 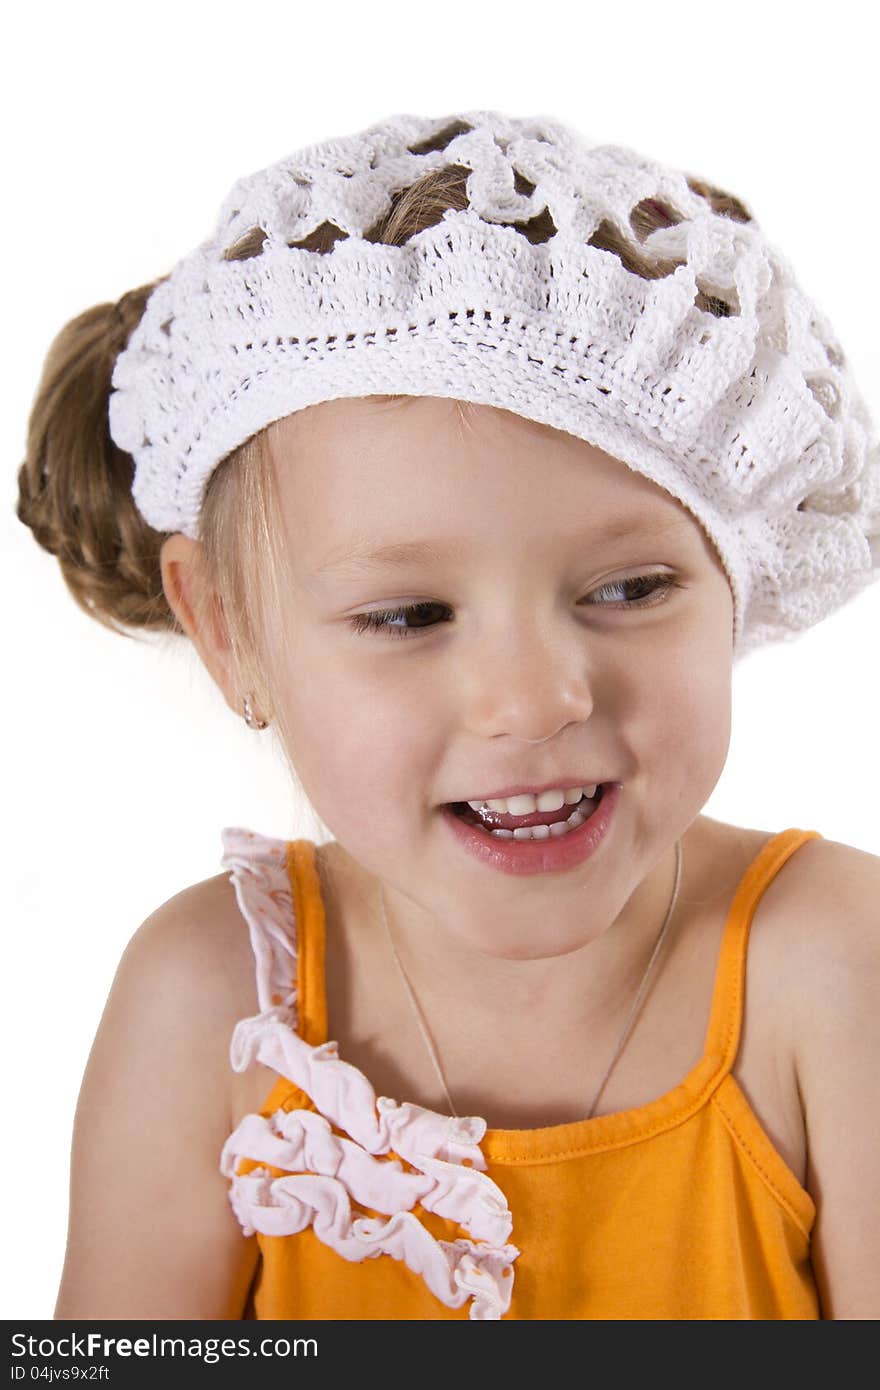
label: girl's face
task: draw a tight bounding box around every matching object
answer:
[264,395,735,961]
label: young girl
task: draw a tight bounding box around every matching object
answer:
[18,109,880,1321]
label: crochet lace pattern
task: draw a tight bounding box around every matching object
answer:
[219,827,519,1320]
[108,109,880,657]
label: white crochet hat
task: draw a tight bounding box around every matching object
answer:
[108,108,880,658]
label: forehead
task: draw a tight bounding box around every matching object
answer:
[266,395,700,552]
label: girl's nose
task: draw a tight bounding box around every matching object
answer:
[461,620,597,744]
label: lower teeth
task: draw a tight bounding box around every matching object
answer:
[466,790,601,841]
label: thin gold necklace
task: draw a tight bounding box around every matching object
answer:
[379,838,683,1121]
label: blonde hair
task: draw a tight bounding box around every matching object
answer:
[16,148,747,740]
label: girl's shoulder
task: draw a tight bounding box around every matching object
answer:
[751,825,880,1066]
[698,814,879,934]
[699,816,880,1047]
[133,864,282,1129]
[733,823,880,979]
[740,827,880,1320]
[689,820,879,1236]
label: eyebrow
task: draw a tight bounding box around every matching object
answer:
[308,515,693,583]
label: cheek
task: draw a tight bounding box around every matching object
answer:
[641,650,732,791]
[274,643,441,818]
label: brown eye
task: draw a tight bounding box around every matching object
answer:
[585,573,683,607]
[349,601,451,639]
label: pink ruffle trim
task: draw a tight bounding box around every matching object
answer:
[219,827,520,1320]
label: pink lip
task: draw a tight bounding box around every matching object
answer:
[440,782,621,877]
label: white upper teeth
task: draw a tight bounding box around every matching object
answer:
[467,785,598,815]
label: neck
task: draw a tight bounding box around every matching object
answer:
[348,832,695,1037]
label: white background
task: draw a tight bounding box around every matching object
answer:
[3,0,878,1320]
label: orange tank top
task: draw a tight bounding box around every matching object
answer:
[219,825,823,1320]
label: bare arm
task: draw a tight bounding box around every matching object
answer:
[54,890,260,1319]
[795,843,880,1320]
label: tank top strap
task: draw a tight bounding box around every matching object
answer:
[703,827,823,1078]
[286,839,327,1046]
[219,828,326,1045]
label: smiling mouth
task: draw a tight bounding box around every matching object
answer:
[447,786,604,834]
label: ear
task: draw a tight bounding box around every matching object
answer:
[160,533,241,713]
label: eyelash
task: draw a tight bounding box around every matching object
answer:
[347,572,685,640]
